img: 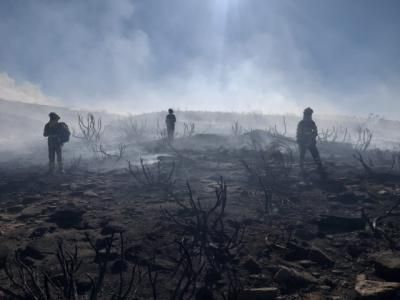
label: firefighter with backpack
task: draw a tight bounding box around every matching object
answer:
[43,112,70,174]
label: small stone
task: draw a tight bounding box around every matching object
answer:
[372,252,400,282]
[355,274,400,298]
[239,287,279,300]
[70,183,79,191]
[274,266,317,288]
[18,206,44,220]
[377,190,389,196]
[29,227,49,238]
[331,269,344,275]
[249,274,268,280]
[298,260,316,268]
[83,191,99,198]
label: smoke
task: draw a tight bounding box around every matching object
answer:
[0,0,399,118]
[0,72,58,105]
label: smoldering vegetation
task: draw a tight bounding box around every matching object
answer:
[1,100,400,299]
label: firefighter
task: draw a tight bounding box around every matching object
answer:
[43,112,70,174]
[165,108,176,142]
[296,107,324,173]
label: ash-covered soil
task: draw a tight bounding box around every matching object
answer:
[0,139,400,299]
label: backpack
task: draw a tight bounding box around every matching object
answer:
[59,122,71,143]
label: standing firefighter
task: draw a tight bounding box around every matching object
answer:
[296,107,324,173]
[43,112,70,174]
[165,108,176,142]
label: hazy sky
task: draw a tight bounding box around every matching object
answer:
[0,0,399,117]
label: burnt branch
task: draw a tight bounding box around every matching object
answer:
[127,159,175,191]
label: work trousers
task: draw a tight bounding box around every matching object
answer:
[299,143,322,169]
[48,138,63,172]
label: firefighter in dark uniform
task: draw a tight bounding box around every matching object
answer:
[165,108,176,142]
[296,107,324,173]
[43,112,64,174]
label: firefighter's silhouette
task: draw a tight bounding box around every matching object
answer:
[165,108,176,142]
[43,112,70,174]
[296,107,323,173]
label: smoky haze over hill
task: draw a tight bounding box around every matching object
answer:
[0,0,399,117]
[1,99,400,159]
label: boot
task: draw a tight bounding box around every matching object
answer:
[48,162,55,175]
[299,161,306,175]
[57,162,65,174]
[317,162,327,179]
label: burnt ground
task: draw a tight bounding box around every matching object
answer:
[0,140,400,300]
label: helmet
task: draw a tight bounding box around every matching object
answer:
[49,112,60,120]
[303,107,314,115]
[168,108,174,114]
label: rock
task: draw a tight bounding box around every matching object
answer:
[274,266,317,289]
[29,227,49,238]
[48,207,85,228]
[285,243,334,267]
[319,285,331,291]
[70,183,80,191]
[302,292,324,300]
[22,194,42,204]
[372,252,400,282]
[355,274,400,299]
[377,190,389,196]
[297,181,313,190]
[83,190,99,198]
[242,257,262,274]
[6,205,25,213]
[298,260,316,268]
[331,269,344,275]
[83,183,97,189]
[316,215,366,234]
[18,206,45,220]
[239,287,279,300]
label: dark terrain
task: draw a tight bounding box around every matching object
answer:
[0,129,400,299]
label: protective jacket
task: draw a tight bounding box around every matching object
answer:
[297,120,318,146]
[166,114,176,129]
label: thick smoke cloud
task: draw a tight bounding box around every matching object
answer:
[0,0,399,117]
[0,72,57,105]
